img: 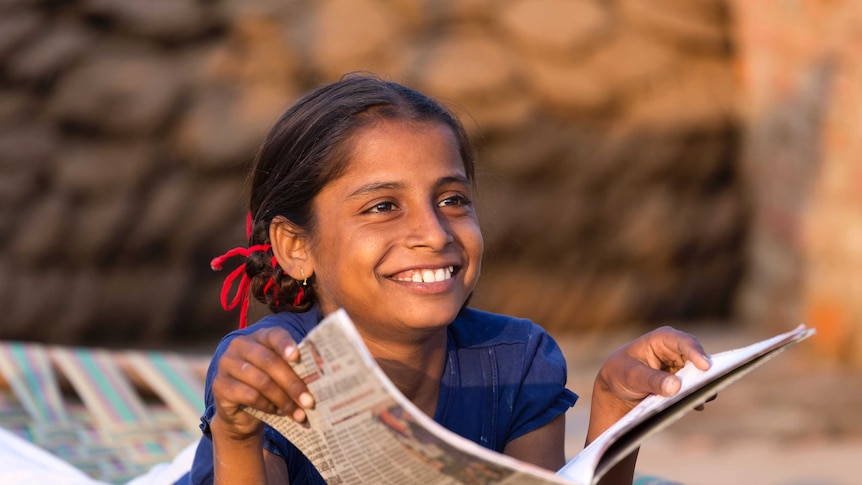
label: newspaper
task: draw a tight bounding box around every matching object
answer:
[244,309,815,485]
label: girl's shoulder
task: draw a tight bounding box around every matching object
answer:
[203,309,323,389]
[215,308,323,354]
[449,307,550,349]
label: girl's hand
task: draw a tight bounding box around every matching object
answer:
[589,326,711,439]
[210,326,315,441]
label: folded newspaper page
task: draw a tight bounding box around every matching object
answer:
[244,309,569,485]
[557,324,816,484]
[244,310,814,485]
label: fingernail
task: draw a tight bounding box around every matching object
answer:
[284,345,297,360]
[662,377,675,395]
[299,392,314,409]
[293,408,306,422]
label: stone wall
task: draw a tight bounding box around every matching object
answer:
[732,0,862,366]
[0,0,741,345]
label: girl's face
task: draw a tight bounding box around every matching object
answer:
[307,119,483,339]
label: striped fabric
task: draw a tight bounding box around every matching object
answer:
[1,342,682,485]
[0,341,207,484]
[122,351,206,436]
[50,347,153,434]
[0,342,69,426]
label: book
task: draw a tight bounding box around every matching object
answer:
[244,309,815,484]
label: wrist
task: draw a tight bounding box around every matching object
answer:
[586,377,634,444]
[211,412,265,444]
[211,415,268,485]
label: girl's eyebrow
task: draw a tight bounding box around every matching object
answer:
[439,174,471,187]
[347,181,405,199]
[347,175,470,199]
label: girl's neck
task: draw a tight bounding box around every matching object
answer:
[363,328,448,418]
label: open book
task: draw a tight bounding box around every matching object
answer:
[244,309,815,485]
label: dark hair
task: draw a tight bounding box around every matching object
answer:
[245,73,476,313]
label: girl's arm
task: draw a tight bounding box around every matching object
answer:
[587,326,711,485]
[210,326,315,484]
[502,414,567,470]
[210,424,289,484]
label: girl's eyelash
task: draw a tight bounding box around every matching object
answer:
[365,200,397,213]
[362,194,472,213]
[439,194,472,207]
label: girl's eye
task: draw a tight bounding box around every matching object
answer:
[367,201,396,213]
[438,194,471,208]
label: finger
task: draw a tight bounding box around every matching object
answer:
[609,354,682,399]
[251,327,315,409]
[255,326,301,362]
[694,393,718,411]
[651,327,711,372]
[655,371,681,397]
[234,347,312,416]
[214,367,283,416]
[237,361,310,423]
[219,348,298,416]
[219,333,310,419]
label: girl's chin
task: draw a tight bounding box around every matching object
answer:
[391,302,461,326]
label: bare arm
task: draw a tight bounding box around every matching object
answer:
[503,414,567,471]
[211,415,268,483]
[586,326,711,485]
[210,326,315,485]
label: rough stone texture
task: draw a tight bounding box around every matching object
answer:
[0,0,749,346]
[0,10,41,63]
[49,52,186,135]
[82,0,216,42]
[5,20,92,84]
[308,0,411,81]
[733,0,862,367]
[497,0,611,58]
[621,0,732,54]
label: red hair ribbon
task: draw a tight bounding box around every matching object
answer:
[211,213,276,329]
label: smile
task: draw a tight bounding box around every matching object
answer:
[392,266,455,283]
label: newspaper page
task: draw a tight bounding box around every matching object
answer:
[245,309,814,485]
[244,309,572,485]
[557,324,816,484]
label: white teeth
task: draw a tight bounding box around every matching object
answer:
[396,266,455,283]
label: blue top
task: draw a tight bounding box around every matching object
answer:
[186,306,577,484]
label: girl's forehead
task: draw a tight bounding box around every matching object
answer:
[321,120,468,193]
[343,120,463,170]
[351,118,453,146]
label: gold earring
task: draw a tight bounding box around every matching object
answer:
[300,268,307,286]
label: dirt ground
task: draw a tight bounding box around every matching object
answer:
[557,324,862,485]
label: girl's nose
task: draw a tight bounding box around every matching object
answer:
[406,205,453,249]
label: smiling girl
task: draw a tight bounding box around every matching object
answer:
[187,74,710,485]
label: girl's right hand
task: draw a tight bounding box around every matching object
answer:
[210,326,315,440]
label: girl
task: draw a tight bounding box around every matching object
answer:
[188,73,711,484]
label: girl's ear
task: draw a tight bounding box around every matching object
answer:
[269,216,313,280]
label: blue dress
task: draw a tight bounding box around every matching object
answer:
[186,306,578,484]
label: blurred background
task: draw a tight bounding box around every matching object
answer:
[1,0,859,362]
[0,0,861,483]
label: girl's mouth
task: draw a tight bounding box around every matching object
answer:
[391,266,456,283]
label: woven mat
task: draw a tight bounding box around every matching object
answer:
[0,342,208,484]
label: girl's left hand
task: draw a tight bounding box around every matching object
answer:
[589,326,712,437]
